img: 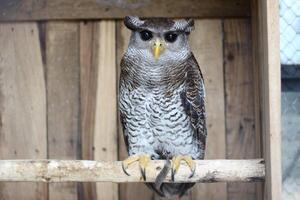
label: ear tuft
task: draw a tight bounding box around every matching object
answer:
[186,19,195,32]
[173,18,195,33]
[124,16,144,31]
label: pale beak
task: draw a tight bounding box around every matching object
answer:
[152,39,163,60]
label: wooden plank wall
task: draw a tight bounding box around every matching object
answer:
[0,23,47,200]
[223,19,257,200]
[0,18,259,200]
[46,22,81,200]
[0,0,250,21]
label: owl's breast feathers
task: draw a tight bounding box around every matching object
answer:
[119,53,207,198]
[119,53,207,156]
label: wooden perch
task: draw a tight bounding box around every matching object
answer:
[0,159,265,183]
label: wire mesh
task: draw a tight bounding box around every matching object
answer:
[280,0,300,65]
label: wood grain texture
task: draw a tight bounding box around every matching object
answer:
[189,20,227,200]
[250,1,263,199]
[0,0,250,21]
[116,21,155,200]
[154,188,190,200]
[0,23,47,200]
[0,159,265,182]
[93,20,118,200]
[223,19,258,200]
[252,0,281,199]
[80,21,98,200]
[46,22,80,200]
[154,193,189,200]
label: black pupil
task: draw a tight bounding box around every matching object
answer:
[164,33,178,43]
[140,30,153,41]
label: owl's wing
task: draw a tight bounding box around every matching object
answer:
[119,57,130,152]
[180,54,207,156]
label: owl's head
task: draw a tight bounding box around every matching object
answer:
[124,16,194,63]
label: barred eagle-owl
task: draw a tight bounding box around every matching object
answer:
[119,16,207,198]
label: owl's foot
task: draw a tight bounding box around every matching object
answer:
[122,154,151,181]
[171,155,196,181]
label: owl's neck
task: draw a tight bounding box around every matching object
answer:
[120,52,190,90]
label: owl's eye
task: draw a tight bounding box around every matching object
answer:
[164,32,178,43]
[139,30,153,41]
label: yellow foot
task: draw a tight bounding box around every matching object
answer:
[122,154,151,180]
[171,155,196,181]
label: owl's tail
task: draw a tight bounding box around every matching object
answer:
[154,159,172,189]
[145,159,194,197]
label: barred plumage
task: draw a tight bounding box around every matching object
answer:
[119,16,207,197]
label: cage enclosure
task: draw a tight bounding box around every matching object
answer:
[0,0,280,200]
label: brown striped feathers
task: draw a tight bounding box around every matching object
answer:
[119,16,207,197]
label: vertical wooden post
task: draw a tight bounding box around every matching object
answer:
[251,1,263,200]
[252,0,281,199]
[80,21,98,200]
[223,19,258,200]
[80,20,120,200]
[93,20,119,200]
[46,22,80,200]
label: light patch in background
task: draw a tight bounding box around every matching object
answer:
[282,91,300,200]
[280,0,300,199]
[280,0,300,65]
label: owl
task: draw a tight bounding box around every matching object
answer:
[119,16,207,197]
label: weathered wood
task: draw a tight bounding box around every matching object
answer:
[46,22,80,200]
[224,19,258,200]
[93,20,119,200]
[0,159,265,183]
[155,190,189,200]
[251,1,263,199]
[0,23,47,200]
[80,21,98,200]
[116,21,155,200]
[0,0,250,21]
[252,0,281,199]
[190,20,227,200]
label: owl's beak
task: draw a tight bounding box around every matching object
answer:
[152,39,163,60]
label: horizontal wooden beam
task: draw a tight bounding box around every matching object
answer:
[0,0,250,21]
[0,159,264,183]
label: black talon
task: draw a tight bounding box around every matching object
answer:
[189,167,196,178]
[122,163,131,176]
[140,167,146,181]
[171,169,176,182]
